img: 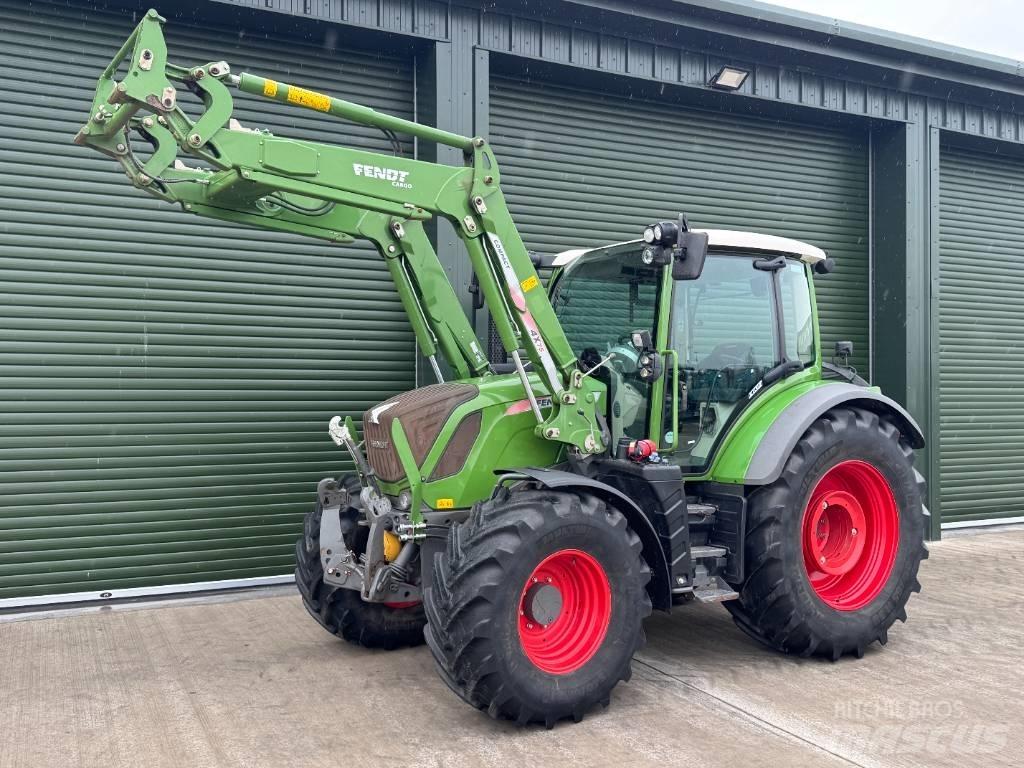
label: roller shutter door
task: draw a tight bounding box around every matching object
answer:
[0,0,415,601]
[490,76,870,374]
[939,146,1024,525]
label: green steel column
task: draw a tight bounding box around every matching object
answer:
[418,35,481,381]
[871,117,940,539]
[471,49,492,348]
[925,124,942,540]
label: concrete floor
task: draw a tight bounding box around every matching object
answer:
[1,529,1021,768]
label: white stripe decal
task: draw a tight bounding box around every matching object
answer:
[487,233,562,391]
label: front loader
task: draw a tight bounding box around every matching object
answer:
[74,10,929,727]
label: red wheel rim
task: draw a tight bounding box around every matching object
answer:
[382,600,420,609]
[801,460,900,611]
[517,549,611,675]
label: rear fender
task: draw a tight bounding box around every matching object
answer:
[505,467,673,612]
[743,383,925,485]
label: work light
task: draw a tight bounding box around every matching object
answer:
[643,220,679,246]
[709,66,750,90]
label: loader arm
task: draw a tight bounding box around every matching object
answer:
[74,9,607,455]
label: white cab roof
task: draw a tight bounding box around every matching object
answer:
[551,229,828,267]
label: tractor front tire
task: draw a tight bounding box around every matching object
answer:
[295,474,426,650]
[423,487,651,727]
[726,406,928,660]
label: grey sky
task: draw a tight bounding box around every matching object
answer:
[761,0,1024,61]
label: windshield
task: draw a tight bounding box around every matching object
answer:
[550,246,661,443]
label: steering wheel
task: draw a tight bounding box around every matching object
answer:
[607,342,640,375]
[582,338,644,378]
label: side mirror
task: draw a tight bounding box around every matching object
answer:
[629,330,653,351]
[672,231,709,280]
[629,330,663,381]
[814,257,836,275]
[834,340,853,365]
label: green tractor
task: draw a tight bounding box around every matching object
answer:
[76,10,928,727]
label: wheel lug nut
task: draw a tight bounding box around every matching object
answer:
[822,501,828,510]
[851,528,858,536]
[819,556,826,564]
[527,623,534,629]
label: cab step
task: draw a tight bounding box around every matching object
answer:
[687,502,717,519]
[690,545,728,559]
[693,585,740,603]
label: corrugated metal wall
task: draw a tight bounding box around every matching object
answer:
[939,146,1024,525]
[0,0,416,600]
[490,76,870,375]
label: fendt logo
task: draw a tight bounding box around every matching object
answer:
[352,163,412,189]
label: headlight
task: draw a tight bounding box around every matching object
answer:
[642,226,656,244]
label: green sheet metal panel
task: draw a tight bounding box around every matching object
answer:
[939,146,1024,524]
[490,76,870,375]
[0,0,415,600]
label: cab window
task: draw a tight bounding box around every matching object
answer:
[672,254,778,471]
[550,247,661,443]
[780,261,816,364]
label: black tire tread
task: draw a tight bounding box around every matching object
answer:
[295,474,426,650]
[424,487,652,726]
[726,407,928,660]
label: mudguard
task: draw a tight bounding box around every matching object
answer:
[509,466,673,612]
[744,382,925,485]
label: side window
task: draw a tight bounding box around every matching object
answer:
[675,256,777,370]
[780,262,815,364]
[673,255,778,471]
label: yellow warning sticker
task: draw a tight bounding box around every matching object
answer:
[287,86,331,112]
[263,79,278,98]
[436,498,455,510]
[520,274,540,292]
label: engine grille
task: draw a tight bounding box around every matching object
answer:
[362,382,478,483]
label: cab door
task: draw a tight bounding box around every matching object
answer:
[654,252,816,471]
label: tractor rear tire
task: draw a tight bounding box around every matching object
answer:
[423,487,651,727]
[725,407,928,660]
[295,474,426,650]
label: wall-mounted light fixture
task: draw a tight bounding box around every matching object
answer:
[709,66,750,91]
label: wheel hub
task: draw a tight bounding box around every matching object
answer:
[805,490,866,577]
[517,549,612,675]
[801,460,900,611]
[523,581,563,627]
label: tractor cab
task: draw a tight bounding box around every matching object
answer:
[549,229,831,474]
